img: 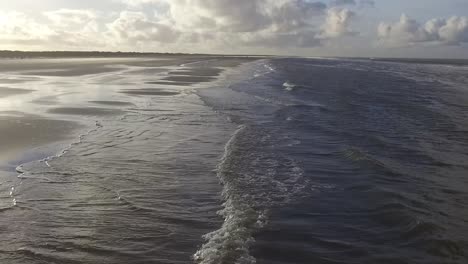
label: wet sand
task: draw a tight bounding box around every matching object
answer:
[168,68,223,77]
[48,107,126,116]
[0,87,35,98]
[120,89,181,96]
[0,55,257,171]
[89,101,135,106]
[0,56,211,76]
[0,112,81,166]
[0,78,40,84]
[162,76,216,83]
[145,81,194,86]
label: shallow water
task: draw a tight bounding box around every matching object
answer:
[1,57,468,264]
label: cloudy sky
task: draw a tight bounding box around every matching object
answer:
[1,0,467,58]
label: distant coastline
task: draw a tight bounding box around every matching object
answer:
[1,50,467,66]
[0,50,269,59]
[0,50,210,59]
[367,57,468,66]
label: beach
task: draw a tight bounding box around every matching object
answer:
[0,56,251,169]
[1,56,468,264]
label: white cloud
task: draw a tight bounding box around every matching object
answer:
[44,9,97,27]
[436,16,468,45]
[0,9,106,50]
[378,15,431,46]
[121,0,161,7]
[268,1,327,32]
[321,7,356,38]
[378,14,468,46]
[106,11,180,45]
[0,1,366,52]
[44,9,102,47]
[0,11,54,46]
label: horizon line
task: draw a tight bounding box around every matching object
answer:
[0,50,467,62]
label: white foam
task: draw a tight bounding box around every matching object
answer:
[194,124,309,263]
[194,125,260,264]
[283,81,296,91]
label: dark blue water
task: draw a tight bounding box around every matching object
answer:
[2,57,468,264]
[197,58,468,263]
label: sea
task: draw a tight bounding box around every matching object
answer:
[1,57,468,264]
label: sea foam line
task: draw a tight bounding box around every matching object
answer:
[193,124,263,264]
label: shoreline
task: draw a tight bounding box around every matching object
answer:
[0,50,271,60]
[0,113,87,173]
[0,55,258,174]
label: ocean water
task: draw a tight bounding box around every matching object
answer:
[2,57,468,264]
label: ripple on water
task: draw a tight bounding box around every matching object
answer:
[120,89,181,96]
[48,107,125,116]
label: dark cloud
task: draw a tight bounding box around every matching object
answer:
[331,0,356,6]
[359,0,375,8]
[156,0,334,47]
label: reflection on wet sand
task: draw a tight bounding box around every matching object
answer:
[168,68,223,77]
[120,89,181,96]
[162,76,216,83]
[0,87,35,98]
[0,112,80,164]
[89,101,135,106]
[48,107,126,116]
[0,56,254,168]
[145,81,193,86]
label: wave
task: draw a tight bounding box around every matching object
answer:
[194,124,308,264]
[263,63,276,73]
[193,125,259,264]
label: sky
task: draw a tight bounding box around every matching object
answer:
[0,0,467,58]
